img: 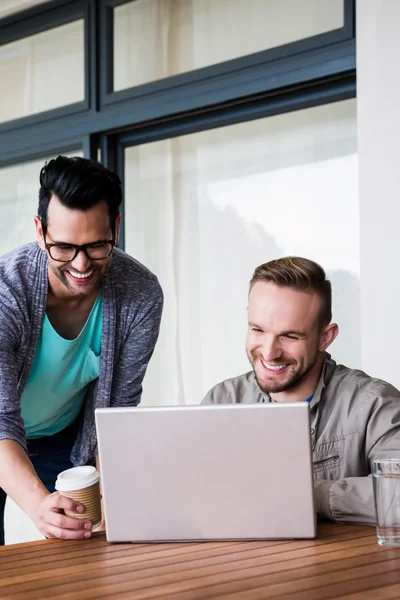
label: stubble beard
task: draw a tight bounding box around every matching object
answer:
[248,350,319,395]
[49,263,101,297]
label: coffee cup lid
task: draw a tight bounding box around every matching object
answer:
[55,466,100,492]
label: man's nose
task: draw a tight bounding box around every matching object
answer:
[70,249,91,272]
[260,337,283,362]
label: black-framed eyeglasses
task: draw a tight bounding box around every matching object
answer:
[44,239,115,262]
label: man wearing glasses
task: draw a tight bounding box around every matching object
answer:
[0,156,163,544]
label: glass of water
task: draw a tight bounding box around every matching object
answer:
[372,458,400,546]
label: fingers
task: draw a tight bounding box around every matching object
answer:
[36,492,94,540]
[50,492,84,514]
[47,511,92,531]
[44,524,93,540]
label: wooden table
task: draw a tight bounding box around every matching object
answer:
[1,523,400,599]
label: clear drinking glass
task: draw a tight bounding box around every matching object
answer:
[372,458,400,546]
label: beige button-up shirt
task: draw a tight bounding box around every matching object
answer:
[202,353,400,524]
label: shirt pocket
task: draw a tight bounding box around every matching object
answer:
[313,443,343,480]
[81,348,101,386]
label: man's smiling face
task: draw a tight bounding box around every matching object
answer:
[246,281,325,395]
[36,194,118,298]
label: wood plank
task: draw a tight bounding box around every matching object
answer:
[0,524,373,565]
[18,563,400,600]
[2,536,397,599]
[194,557,400,599]
[0,524,393,600]
[339,584,400,599]
[0,523,365,558]
[1,531,107,552]
[276,570,400,600]
[0,525,374,577]
[0,527,376,585]
[109,552,400,600]
[0,540,241,570]
[0,541,269,582]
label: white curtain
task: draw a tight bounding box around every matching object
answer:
[0,151,83,256]
[124,98,359,407]
[0,20,84,123]
[114,0,344,90]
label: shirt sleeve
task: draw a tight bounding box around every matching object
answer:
[201,388,217,404]
[315,386,400,524]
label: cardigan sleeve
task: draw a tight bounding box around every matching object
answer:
[0,295,27,452]
[109,277,164,408]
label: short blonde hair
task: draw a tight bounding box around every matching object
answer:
[250,257,332,327]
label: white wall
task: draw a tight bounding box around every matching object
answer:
[357,0,400,388]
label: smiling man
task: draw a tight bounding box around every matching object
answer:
[0,156,163,544]
[203,257,400,524]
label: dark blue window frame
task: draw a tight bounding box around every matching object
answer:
[0,0,356,239]
[100,0,355,109]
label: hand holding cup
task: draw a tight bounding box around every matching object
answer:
[55,466,102,531]
[34,492,92,540]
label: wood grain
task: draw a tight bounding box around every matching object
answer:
[0,524,399,599]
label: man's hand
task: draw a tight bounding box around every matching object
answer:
[34,492,93,540]
[0,439,93,540]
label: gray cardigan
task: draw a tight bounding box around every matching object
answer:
[0,242,163,465]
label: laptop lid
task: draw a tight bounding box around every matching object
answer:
[95,403,316,542]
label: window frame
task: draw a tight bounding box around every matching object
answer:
[113,68,356,250]
[100,0,355,107]
[0,0,356,180]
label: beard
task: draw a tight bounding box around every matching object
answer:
[49,262,104,296]
[248,349,319,395]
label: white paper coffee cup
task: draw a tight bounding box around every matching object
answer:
[55,466,102,527]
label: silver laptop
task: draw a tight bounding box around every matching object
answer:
[95,403,316,542]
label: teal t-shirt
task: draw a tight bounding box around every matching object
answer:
[20,293,102,439]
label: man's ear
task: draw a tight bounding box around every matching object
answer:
[33,216,46,251]
[319,323,339,352]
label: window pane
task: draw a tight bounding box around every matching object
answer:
[0,150,83,255]
[0,20,84,123]
[124,99,358,407]
[114,0,344,91]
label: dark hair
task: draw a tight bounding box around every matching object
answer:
[250,257,332,327]
[38,156,122,234]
